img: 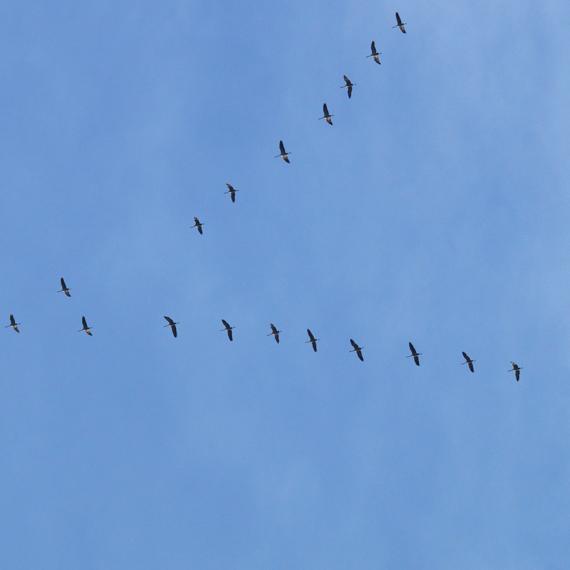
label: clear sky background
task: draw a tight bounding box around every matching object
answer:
[1,1,570,568]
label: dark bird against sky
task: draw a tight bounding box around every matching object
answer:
[407,342,421,366]
[341,75,355,98]
[164,316,178,338]
[225,184,238,203]
[78,316,92,336]
[349,339,364,361]
[509,362,522,381]
[58,278,71,297]
[221,319,234,341]
[462,352,475,373]
[306,329,319,352]
[190,217,204,235]
[275,140,291,163]
[367,41,381,64]
[6,314,20,333]
[267,323,281,343]
[393,12,406,33]
[318,103,333,125]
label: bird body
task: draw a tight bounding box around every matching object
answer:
[225,184,238,203]
[462,351,475,373]
[393,12,406,33]
[78,316,92,336]
[367,41,382,64]
[191,217,204,235]
[6,314,20,333]
[407,342,421,366]
[275,140,291,163]
[164,316,179,338]
[305,329,319,352]
[341,75,355,98]
[509,362,522,381]
[267,323,281,343]
[58,278,71,297]
[349,339,364,361]
[221,319,234,341]
[318,104,333,125]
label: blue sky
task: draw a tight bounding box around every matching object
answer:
[1,1,570,568]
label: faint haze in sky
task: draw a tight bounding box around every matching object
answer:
[1,1,570,569]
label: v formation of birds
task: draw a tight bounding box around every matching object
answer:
[4,13,523,381]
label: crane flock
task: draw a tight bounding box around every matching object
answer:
[4,13,524,382]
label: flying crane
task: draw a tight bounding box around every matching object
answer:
[407,342,421,366]
[267,323,281,343]
[190,217,204,235]
[225,184,238,203]
[318,104,333,125]
[509,362,522,381]
[305,329,319,352]
[367,41,382,64]
[275,140,291,163]
[221,319,234,341]
[393,12,406,33]
[349,339,364,361]
[58,278,71,297]
[462,352,475,373]
[164,316,179,338]
[6,314,20,333]
[341,75,355,98]
[78,316,92,336]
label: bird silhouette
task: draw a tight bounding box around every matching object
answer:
[164,316,178,338]
[267,323,281,343]
[58,278,71,297]
[318,103,333,125]
[407,342,421,366]
[393,12,406,33]
[341,75,355,98]
[306,329,319,352]
[462,352,475,373]
[275,140,291,163]
[367,41,382,64]
[78,316,92,336]
[221,319,234,341]
[6,314,20,333]
[349,339,364,361]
